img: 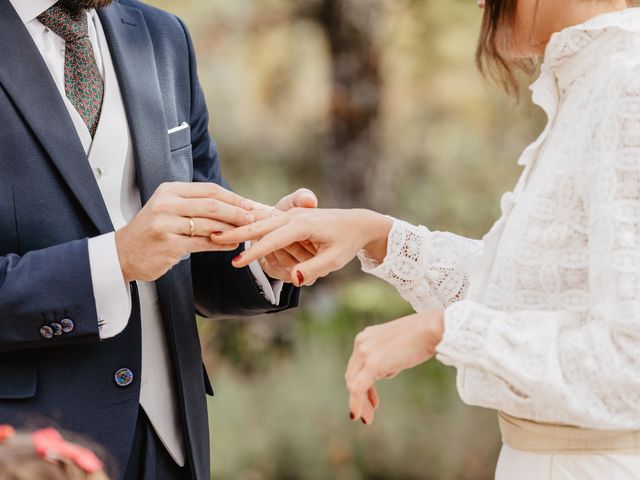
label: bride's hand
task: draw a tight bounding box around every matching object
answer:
[234,188,319,282]
[346,309,445,425]
[215,208,393,286]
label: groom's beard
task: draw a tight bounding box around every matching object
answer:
[59,0,113,15]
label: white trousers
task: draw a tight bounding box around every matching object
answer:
[495,445,640,480]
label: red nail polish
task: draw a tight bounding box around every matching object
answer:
[349,412,355,420]
[232,255,242,264]
[361,418,367,425]
[296,271,304,285]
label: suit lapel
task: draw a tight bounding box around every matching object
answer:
[98,1,172,205]
[99,11,215,477]
[0,0,113,234]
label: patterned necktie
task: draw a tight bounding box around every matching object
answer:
[38,3,104,137]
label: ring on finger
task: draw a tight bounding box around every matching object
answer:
[188,218,196,238]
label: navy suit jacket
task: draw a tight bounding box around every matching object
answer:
[0,1,299,478]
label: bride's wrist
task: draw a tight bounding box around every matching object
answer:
[420,308,445,355]
[358,210,393,264]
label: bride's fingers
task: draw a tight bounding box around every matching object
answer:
[360,397,376,426]
[290,251,344,287]
[368,387,380,410]
[359,388,379,425]
[233,227,309,268]
[345,333,367,387]
[348,369,375,421]
[216,215,290,245]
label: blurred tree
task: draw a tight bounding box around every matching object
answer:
[297,0,391,210]
[141,1,540,478]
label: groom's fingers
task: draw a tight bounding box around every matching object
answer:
[276,188,318,211]
[177,198,255,227]
[271,249,298,271]
[259,254,290,281]
[301,240,319,256]
[171,182,248,208]
[283,243,315,263]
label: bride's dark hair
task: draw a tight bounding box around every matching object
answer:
[476,0,637,95]
[476,0,532,96]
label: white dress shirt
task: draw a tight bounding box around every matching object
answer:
[361,8,640,430]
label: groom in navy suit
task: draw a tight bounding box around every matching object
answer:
[0,0,312,478]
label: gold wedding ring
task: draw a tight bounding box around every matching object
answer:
[189,218,196,237]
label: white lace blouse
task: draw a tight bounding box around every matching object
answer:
[360,8,640,429]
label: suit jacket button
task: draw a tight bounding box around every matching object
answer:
[50,323,63,336]
[40,326,54,339]
[60,318,75,334]
[114,368,134,387]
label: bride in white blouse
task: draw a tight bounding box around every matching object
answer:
[219,0,640,477]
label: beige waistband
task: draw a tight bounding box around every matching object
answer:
[498,412,640,455]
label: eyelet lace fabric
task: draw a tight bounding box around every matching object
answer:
[360,8,640,429]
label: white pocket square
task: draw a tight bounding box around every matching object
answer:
[168,122,189,134]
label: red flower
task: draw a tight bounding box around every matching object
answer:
[0,425,16,443]
[32,428,104,474]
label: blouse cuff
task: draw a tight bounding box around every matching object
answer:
[437,300,496,364]
[358,218,435,285]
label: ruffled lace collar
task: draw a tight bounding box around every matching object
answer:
[543,7,640,70]
[518,8,640,167]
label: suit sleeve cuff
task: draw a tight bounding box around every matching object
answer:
[88,233,132,339]
[246,242,283,306]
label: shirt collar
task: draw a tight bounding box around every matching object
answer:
[9,0,59,24]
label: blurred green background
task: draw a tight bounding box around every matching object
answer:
[147,0,543,478]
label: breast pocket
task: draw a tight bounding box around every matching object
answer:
[167,122,194,183]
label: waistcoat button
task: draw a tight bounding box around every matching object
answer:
[114,368,134,387]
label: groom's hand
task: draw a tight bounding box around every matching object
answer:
[274,188,318,211]
[116,182,254,283]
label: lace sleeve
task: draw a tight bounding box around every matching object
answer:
[436,66,640,428]
[358,219,483,311]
